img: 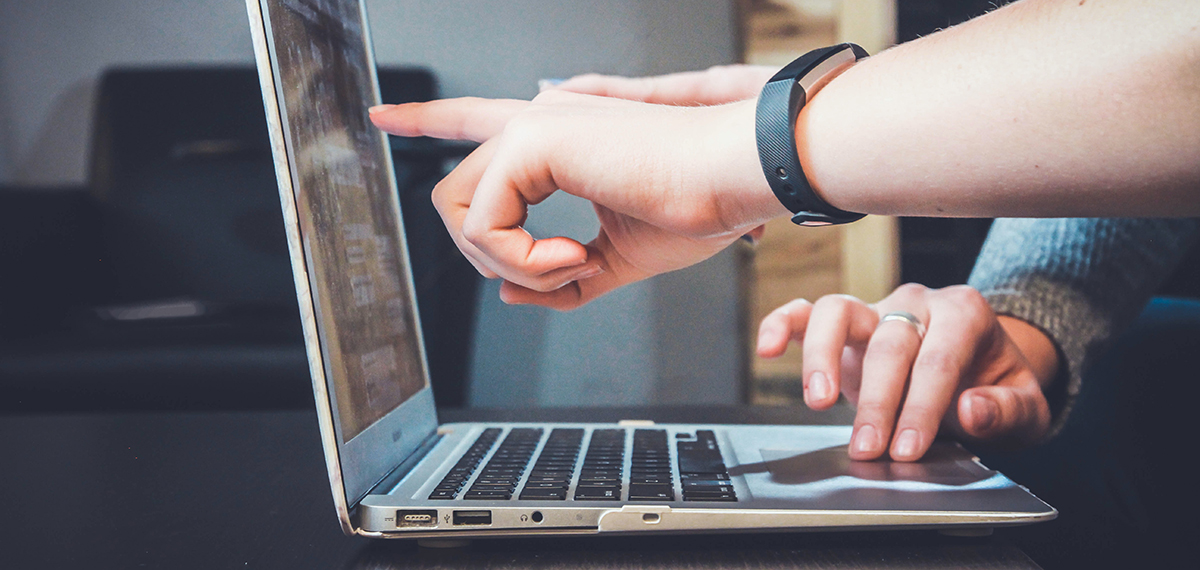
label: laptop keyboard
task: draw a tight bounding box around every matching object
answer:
[463,427,542,500]
[678,430,737,502]
[428,428,501,500]
[429,427,737,502]
[573,428,625,500]
[521,428,584,500]
[629,429,674,501]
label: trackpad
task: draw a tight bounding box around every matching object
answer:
[759,445,991,486]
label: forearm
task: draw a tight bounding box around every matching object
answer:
[796,0,1200,218]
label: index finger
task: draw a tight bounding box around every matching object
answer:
[369,97,529,142]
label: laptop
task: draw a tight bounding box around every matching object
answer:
[245,0,1056,539]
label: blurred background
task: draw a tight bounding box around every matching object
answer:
[0,0,1054,413]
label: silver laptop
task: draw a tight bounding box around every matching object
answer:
[245,0,1055,539]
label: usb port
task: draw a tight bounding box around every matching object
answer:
[452,510,492,526]
[395,509,437,527]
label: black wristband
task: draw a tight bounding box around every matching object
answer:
[755,43,868,226]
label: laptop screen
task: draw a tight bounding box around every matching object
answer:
[265,0,427,442]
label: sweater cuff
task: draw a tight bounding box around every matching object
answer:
[981,280,1112,439]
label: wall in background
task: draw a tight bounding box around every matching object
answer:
[0,0,737,186]
[0,0,744,407]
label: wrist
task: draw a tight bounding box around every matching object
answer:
[703,99,792,232]
[754,44,867,226]
[791,60,860,215]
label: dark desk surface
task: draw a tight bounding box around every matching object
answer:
[0,405,1040,569]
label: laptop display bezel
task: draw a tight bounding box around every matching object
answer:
[246,0,440,531]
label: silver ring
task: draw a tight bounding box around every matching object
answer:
[879,311,926,340]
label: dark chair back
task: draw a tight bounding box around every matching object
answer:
[0,66,478,411]
[89,67,293,306]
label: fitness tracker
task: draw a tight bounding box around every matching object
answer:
[755,43,868,226]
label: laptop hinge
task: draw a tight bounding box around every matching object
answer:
[361,431,443,499]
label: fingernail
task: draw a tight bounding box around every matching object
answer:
[852,425,878,454]
[894,429,920,458]
[537,78,565,92]
[368,104,395,114]
[575,265,604,280]
[808,371,831,403]
[969,395,998,431]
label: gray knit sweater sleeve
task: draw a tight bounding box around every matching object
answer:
[967,218,1199,434]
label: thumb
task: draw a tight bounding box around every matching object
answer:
[957,383,1051,444]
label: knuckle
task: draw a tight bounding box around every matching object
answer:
[501,112,537,139]
[868,334,916,360]
[531,88,573,106]
[941,285,990,315]
[854,402,897,423]
[898,403,944,427]
[528,279,561,294]
[1012,386,1046,427]
[430,184,449,213]
[892,282,928,300]
[777,298,811,315]
[913,349,961,378]
[640,77,666,100]
[815,293,860,314]
[460,219,486,247]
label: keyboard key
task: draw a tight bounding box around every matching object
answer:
[473,477,518,485]
[678,454,725,474]
[630,475,672,485]
[578,477,621,485]
[631,466,672,473]
[683,479,732,487]
[681,472,729,481]
[519,487,567,500]
[523,481,569,489]
[470,484,515,492]
[529,470,574,478]
[575,486,621,500]
[465,490,512,500]
[686,492,739,501]
[629,483,674,501]
[526,475,571,484]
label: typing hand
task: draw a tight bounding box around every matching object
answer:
[548,64,779,106]
[369,92,782,310]
[756,284,1056,461]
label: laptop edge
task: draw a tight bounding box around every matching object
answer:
[246,0,440,536]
